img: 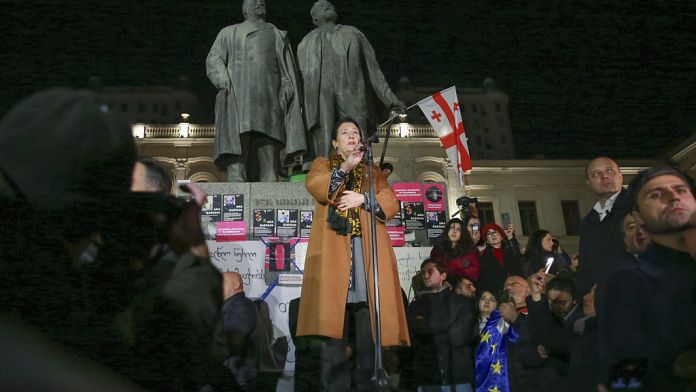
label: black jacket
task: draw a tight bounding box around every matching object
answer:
[478,247,525,295]
[403,286,477,388]
[599,243,696,391]
[575,188,630,297]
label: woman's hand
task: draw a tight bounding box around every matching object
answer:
[504,223,515,239]
[340,148,364,172]
[528,268,547,301]
[170,182,208,258]
[471,229,481,244]
[337,190,365,211]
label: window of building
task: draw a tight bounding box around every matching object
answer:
[497,118,504,126]
[175,101,182,111]
[120,103,128,112]
[500,135,507,144]
[471,104,478,113]
[138,102,146,113]
[476,201,494,227]
[484,127,490,133]
[474,120,480,129]
[476,136,483,146]
[481,108,487,117]
[561,200,581,235]
[153,103,159,113]
[162,105,168,116]
[495,102,502,112]
[518,201,540,236]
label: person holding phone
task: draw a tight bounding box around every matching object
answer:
[522,230,571,277]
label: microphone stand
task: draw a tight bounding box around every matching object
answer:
[377,111,398,167]
[361,134,390,392]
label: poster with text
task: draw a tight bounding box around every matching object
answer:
[216,221,247,242]
[402,201,425,230]
[201,194,222,222]
[299,210,313,238]
[276,209,299,237]
[426,210,447,239]
[388,226,405,247]
[392,182,424,202]
[222,194,244,221]
[252,209,276,237]
[424,183,446,212]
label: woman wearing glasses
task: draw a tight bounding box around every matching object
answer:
[477,223,524,295]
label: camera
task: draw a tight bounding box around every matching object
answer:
[456,195,479,207]
[454,195,479,221]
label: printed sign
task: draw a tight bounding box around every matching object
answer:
[252,209,276,237]
[276,209,299,237]
[216,221,247,242]
[222,194,244,221]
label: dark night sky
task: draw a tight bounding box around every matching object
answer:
[3,0,695,159]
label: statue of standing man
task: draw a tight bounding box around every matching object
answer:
[207,0,305,182]
[298,0,405,168]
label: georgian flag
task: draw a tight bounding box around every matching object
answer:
[416,86,472,185]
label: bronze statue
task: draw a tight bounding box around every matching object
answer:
[298,0,405,168]
[206,0,305,182]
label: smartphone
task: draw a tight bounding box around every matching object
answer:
[544,257,555,274]
[498,289,511,304]
[500,212,511,227]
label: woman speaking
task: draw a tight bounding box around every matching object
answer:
[296,119,410,391]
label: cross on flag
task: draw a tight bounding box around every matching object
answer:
[416,86,472,186]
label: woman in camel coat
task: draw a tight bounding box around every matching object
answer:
[296,119,409,387]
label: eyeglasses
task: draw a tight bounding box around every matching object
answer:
[589,168,617,179]
[486,231,500,238]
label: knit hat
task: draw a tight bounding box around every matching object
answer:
[0,88,136,210]
[482,223,505,240]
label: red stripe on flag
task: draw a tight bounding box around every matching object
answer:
[456,122,472,172]
[440,132,457,149]
[432,92,457,133]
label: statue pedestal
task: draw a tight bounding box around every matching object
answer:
[195,181,315,240]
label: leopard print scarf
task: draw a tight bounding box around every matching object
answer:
[329,153,364,237]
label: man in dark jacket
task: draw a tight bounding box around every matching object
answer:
[403,258,477,391]
[600,166,696,391]
[221,271,259,391]
[576,157,629,298]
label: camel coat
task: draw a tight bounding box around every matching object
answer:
[296,157,410,347]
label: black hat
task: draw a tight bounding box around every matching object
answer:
[0,88,137,210]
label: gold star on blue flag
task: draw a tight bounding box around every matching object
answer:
[475,309,518,392]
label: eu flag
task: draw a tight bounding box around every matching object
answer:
[475,309,518,392]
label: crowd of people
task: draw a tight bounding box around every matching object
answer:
[392,157,696,392]
[1,87,695,392]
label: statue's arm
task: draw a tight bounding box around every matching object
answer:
[358,32,401,108]
[206,29,231,90]
[279,33,299,110]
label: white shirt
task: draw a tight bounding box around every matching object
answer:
[592,190,621,221]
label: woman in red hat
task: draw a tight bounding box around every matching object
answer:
[477,223,524,295]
